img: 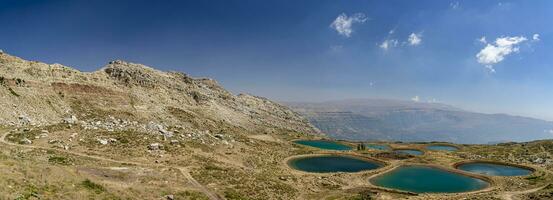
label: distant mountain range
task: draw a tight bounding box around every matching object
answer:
[287,99,553,144]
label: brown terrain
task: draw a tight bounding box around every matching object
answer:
[0,51,552,200]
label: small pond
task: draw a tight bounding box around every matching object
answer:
[370,165,489,193]
[294,140,352,150]
[288,155,383,173]
[393,149,424,156]
[456,162,533,176]
[426,145,459,151]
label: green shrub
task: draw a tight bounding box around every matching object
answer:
[81,179,105,194]
[224,189,249,200]
[48,156,72,165]
[8,87,19,97]
[15,78,24,85]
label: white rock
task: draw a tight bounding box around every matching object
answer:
[18,115,32,125]
[48,139,60,144]
[148,143,163,150]
[63,115,78,124]
[97,139,108,145]
[20,138,32,144]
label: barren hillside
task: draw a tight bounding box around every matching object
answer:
[0,52,318,136]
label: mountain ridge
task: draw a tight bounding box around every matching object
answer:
[0,51,319,135]
[288,99,553,144]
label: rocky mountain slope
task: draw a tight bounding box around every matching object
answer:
[0,51,318,136]
[288,99,553,144]
[0,51,327,199]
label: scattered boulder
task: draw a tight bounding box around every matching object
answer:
[165,195,174,200]
[147,122,174,139]
[63,115,78,124]
[148,143,163,150]
[48,139,61,144]
[97,139,108,145]
[20,138,32,144]
[18,115,32,125]
[34,133,49,139]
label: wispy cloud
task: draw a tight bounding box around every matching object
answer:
[476,36,529,73]
[478,36,487,44]
[389,28,396,35]
[450,1,460,9]
[411,95,420,102]
[533,34,540,41]
[484,65,496,73]
[408,33,422,46]
[330,13,368,37]
[379,39,398,50]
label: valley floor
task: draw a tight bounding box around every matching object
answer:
[1,125,553,200]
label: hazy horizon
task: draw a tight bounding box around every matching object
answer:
[1,0,552,121]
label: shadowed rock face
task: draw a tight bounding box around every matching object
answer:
[0,52,318,135]
[288,99,553,144]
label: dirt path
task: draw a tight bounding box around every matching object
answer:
[177,167,222,200]
[1,132,221,200]
[498,184,549,200]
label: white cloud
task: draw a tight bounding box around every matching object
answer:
[476,36,528,71]
[545,129,553,136]
[484,65,496,73]
[450,1,460,9]
[330,13,368,37]
[379,39,398,50]
[479,36,487,44]
[408,33,422,46]
[389,28,396,35]
[411,96,420,102]
[533,34,540,41]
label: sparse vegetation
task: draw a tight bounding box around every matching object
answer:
[224,189,249,200]
[176,191,210,200]
[15,78,25,86]
[14,185,40,200]
[48,156,72,165]
[81,179,105,194]
[8,87,19,96]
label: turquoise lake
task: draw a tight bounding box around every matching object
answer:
[365,144,390,150]
[371,166,489,193]
[394,149,424,155]
[288,155,383,173]
[457,162,533,176]
[426,145,459,151]
[294,140,352,150]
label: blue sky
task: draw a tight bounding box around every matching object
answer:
[1,0,552,120]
